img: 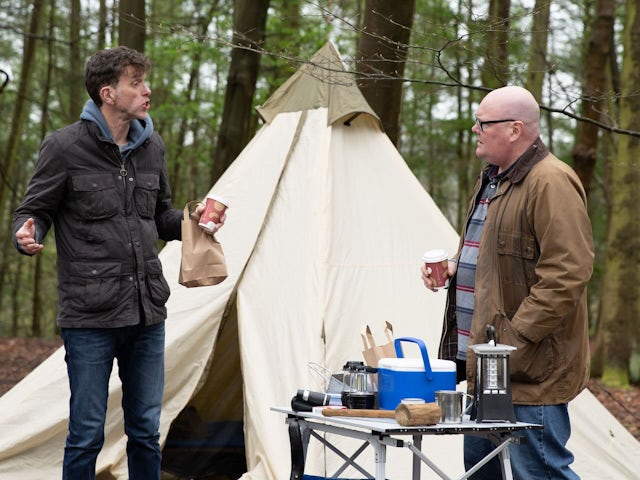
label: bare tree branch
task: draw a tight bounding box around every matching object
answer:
[3,6,636,137]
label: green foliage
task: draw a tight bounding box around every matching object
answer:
[601,365,630,389]
[0,0,625,351]
[399,0,477,227]
[260,0,337,100]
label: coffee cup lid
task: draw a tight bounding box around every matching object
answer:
[422,249,448,263]
[207,193,229,207]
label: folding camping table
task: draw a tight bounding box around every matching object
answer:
[272,406,543,480]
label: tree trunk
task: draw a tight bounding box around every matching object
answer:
[355,0,415,147]
[211,0,270,184]
[69,0,83,121]
[27,0,58,337]
[0,0,45,219]
[571,0,615,196]
[525,0,551,100]
[170,2,220,202]
[481,0,511,88]
[98,0,107,51]
[118,0,145,51]
[591,0,640,386]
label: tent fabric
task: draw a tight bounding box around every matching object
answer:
[255,43,380,128]
[1,41,639,479]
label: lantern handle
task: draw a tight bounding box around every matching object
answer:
[486,325,496,345]
[393,337,433,381]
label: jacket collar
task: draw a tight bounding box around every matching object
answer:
[80,100,154,156]
[500,137,549,184]
[481,137,549,185]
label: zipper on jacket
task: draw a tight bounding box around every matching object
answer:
[117,153,138,289]
[119,161,128,214]
[109,145,140,292]
[109,145,128,213]
[117,152,128,197]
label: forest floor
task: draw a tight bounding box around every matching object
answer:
[1,336,639,442]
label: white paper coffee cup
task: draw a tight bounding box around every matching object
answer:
[422,249,449,288]
[199,194,229,232]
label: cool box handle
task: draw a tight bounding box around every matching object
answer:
[394,337,433,381]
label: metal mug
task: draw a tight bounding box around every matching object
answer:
[434,390,474,424]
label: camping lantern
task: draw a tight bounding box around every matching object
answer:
[471,325,517,423]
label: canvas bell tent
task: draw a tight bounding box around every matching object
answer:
[1,42,639,479]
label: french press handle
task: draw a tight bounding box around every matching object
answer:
[486,324,496,344]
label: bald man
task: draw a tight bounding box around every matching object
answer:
[422,86,594,479]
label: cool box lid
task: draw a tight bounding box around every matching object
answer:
[378,357,456,372]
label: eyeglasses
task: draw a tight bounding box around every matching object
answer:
[475,116,516,132]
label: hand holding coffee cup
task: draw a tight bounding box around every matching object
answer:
[198,194,228,233]
[422,249,452,291]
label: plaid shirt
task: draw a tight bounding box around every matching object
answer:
[439,166,508,363]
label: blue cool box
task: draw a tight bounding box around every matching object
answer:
[377,337,456,410]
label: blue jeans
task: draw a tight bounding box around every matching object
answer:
[61,322,165,480]
[464,404,579,480]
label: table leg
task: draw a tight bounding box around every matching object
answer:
[405,442,451,480]
[288,418,306,480]
[459,436,513,480]
[497,439,514,480]
[412,434,422,480]
[371,438,387,480]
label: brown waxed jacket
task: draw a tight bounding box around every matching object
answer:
[439,139,594,405]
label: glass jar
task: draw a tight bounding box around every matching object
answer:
[341,361,364,407]
[348,365,377,409]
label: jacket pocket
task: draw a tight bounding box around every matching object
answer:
[145,258,170,306]
[68,262,122,312]
[495,314,554,384]
[134,173,160,218]
[71,174,119,220]
[496,232,538,287]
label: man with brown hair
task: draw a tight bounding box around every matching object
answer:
[13,46,212,479]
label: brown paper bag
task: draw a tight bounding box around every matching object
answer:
[179,202,228,288]
[361,321,396,367]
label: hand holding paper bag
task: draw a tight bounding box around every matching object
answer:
[179,202,228,287]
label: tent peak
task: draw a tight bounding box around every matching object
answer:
[256,42,381,127]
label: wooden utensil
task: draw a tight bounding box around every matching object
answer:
[321,408,396,418]
[321,402,441,426]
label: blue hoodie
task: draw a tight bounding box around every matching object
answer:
[80,99,154,160]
